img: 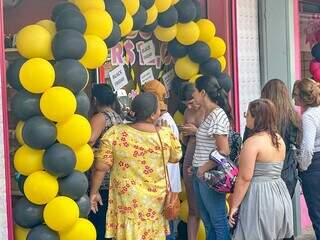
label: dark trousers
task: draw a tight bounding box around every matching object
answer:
[299,152,320,240]
[88,190,110,240]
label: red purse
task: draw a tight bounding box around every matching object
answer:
[156,129,180,220]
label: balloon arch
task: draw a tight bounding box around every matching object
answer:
[9,0,230,239]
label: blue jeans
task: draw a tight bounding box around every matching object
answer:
[299,152,320,240]
[193,172,230,240]
[166,221,175,240]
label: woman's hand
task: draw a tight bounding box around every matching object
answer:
[90,192,103,214]
[181,123,197,136]
[197,165,207,179]
[228,207,239,227]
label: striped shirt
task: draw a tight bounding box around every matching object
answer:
[193,107,230,167]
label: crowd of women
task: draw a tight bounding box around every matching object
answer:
[87,76,320,240]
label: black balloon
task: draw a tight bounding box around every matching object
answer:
[193,0,202,21]
[188,41,210,64]
[11,90,41,121]
[218,73,233,93]
[141,20,158,33]
[76,194,91,217]
[43,143,76,177]
[312,43,320,60]
[55,9,87,34]
[51,2,80,21]
[200,58,221,77]
[52,29,87,61]
[105,21,121,48]
[13,197,44,228]
[171,76,185,96]
[158,6,178,27]
[27,225,59,240]
[175,0,196,23]
[22,116,57,149]
[76,91,90,117]
[105,0,126,24]
[132,6,148,31]
[6,58,26,90]
[54,59,88,94]
[18,175,27,195]
[140,0,155,9]
[59,171,89,200]
[168,39,188,58]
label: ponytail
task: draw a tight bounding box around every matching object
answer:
[195,75,233,121]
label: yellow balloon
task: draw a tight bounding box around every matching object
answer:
[197,221,206,240]
[179,200,188,222]
[176,22,200,45]
[208,37,227,58]
[197,19,216,43]
[154,25,177,42]
[80,35,108,69]
[122,0,139,15]
[73,144,94,172]
[60,218,96,240]
[14,145,44,176]
[73,0,105,12]
[119,12,134,37]
[174,56,199,80]
[36,19,56,37]
[19,58,55,94]
[179,180,187,201]
[14,224,30,240]
[15,121,25,145]
[16,25,53,60]
[173,111,184,126]
[84,9,113,39]
[24,171,58,205]
[44,196,79,232]
[57,114,92,148]
[217,56,227,72]
[189,74,202,84]
[40,87,77,122]
[146,4,158,25]
[155,0,171,13]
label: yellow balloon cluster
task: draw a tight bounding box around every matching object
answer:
[73,144,94,172]
[60,218,97,240]
[14,145,44,176]
[119,12,133,37]
[154,25,177,42]
[176,22,200,46]
[174,56,199,80]
[83,9,113,39]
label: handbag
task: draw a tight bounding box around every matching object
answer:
[155,128,180,220]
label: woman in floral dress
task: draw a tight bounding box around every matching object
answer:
[90,93,182,240]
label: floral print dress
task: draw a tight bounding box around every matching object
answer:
[96,124,182,240]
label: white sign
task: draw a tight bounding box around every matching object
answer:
[140,68,154,85]
[109,65,128,91]
[162,69,175,90]
[140,40,156,64]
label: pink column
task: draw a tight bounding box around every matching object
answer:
[0,0,14,239]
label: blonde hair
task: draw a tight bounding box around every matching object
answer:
[293,78,320,107]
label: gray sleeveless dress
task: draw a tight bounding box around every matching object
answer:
[233,162,294,240]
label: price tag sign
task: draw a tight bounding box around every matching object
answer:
[162,69,175,90]
[109,65,128,91]
[140,68,154,85]
[140,40,156,64]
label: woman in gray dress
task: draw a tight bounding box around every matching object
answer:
[229,99,293,240]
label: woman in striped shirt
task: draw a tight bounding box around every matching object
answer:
[191,76,232,240]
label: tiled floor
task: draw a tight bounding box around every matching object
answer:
[296,227,316,240]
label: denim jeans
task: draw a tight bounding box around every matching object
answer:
[193,172,230,240]
[166,220,176,240]
[299,152,320,240]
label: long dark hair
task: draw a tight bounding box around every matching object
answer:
[195,75,232,120]
[261,79,301,140]
[92,84,117,106]
[131,92,158,122]
[248,99,280,149]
